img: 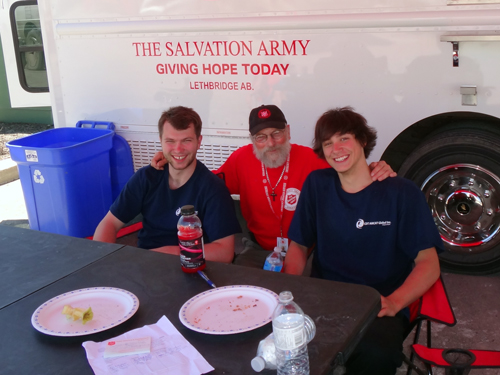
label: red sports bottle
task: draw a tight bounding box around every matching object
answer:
[177,205,206,273]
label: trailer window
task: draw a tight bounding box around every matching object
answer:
[9,0,48,93]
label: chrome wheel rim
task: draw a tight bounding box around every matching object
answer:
[422,164,500,254]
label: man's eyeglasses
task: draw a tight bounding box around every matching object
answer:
[252,129,286,144]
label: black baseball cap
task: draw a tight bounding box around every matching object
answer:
[249,104,287,135]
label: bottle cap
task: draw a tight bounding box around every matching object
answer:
[250,356,266,372]
[180,205,195,216]
[278,291,293,303]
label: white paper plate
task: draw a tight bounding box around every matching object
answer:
[179,285,279,335]
[31,287,139,337]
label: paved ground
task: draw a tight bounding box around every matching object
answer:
[0,179,29,226]
[1,146,499,374]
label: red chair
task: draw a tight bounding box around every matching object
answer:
[405,276,457,375]
[412,344,500,374]
[405,276,500,375]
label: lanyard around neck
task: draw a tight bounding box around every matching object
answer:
[261,154,290,237]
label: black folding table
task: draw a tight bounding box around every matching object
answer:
[0,228,380,374]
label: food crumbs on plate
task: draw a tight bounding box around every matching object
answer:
[237,296,243,299]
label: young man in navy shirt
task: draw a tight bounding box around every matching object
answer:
[93,106,240,263]
[151,104,396,268]
[284,107,443,375]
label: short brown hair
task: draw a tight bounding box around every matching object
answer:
[158,106,202,138]
[313,106,377,159]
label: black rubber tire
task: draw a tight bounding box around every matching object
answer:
[399,129,500,275]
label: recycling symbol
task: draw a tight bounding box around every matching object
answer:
[33,170,45,184]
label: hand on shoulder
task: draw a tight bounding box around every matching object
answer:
[151,151,167,170]
[369,160,397,181]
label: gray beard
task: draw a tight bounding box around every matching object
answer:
[253,141,291,169]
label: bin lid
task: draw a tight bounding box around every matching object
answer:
[6,127,114,165]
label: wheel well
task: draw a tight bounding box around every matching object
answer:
[381,112,500,173]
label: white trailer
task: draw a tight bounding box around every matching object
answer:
[2,0,500,274]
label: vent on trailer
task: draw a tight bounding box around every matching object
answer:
[128,140,240,171]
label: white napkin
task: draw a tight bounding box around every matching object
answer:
[82,315,214,374]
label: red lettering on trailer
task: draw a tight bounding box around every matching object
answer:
[257,40,310,56]
[241,82,253,90]
[202,64,238,74]
[161,40,307,57]
[132,42,161,56]
[165,42,174,56]
[156,63,199,74]
[189,81,240,90]
[241,63,289,75]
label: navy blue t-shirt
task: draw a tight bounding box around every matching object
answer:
[110,160,241,249]
[289,169,444,297]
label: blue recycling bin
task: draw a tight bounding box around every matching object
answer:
[7,124,116,238]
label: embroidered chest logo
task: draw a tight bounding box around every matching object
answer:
[284,188,300,211]
[356,218,391,229]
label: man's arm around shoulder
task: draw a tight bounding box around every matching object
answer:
[93,211,125,243]
[378,247,440,317]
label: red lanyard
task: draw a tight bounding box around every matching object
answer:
[261,154,290,238]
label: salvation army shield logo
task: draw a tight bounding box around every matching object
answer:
[284,188,300,211]
[258,109,271,119]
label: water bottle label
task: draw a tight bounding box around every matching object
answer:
[179,235,205,269]
[263,261,283,272]
[273,325,306,350]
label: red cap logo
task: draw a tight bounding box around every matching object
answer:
[258,109,271,119]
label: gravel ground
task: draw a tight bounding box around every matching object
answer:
[0,122,54,161]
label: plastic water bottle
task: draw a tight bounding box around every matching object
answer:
[251,321,316,373]
[177,205,206,273]
[251,333,277,372]
[263,247,283,272]
[272,291,311,375]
